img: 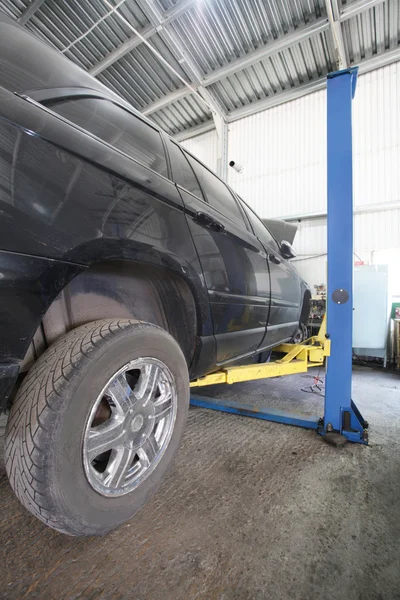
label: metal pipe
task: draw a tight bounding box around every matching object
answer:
[136,0,226,118]
[61,0,128,53]
[89,0,196,75]
[17,0,46,25]
[277,201,400,222]
[102,0,213,112]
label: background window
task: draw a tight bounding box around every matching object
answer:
[49,97,168,177]
[167,141,204,199]
[186,154,247,228]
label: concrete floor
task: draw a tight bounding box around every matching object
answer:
[1,366,399,600]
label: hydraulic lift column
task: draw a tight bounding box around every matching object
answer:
[190,68,368,446]
[323,67,368,444]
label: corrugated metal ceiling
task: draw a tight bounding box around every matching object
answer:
[166,0,326,75]
[209,30,336,111]
[97,33,188,108]
[343,0,400,63]
[0,0,399,137]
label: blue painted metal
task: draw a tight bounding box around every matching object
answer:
[189,67,368,446]
[190,395,320,430]
[323,67,368,445]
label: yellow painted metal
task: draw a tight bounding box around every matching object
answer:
[190,315,329,388]
[316,313,327,344]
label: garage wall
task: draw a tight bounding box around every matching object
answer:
[227,90,326,219]
[181,129,218,172]
[226,60,400,219]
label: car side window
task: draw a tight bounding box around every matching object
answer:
[48,97,168,177]
[239,198,280,252]
[167,141,205,200]
[185,154,248,229]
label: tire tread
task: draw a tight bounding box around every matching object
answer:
[5,319,151,534]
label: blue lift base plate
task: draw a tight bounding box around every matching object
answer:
[190,396,368,445]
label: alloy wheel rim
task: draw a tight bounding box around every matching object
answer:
[83,357,177,497]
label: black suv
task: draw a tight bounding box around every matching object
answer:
[0,13,310,535]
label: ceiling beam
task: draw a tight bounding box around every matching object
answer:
[339,0,385,22]
[17,0,46,25]
[202,20,329,87]
[134,0,225,118]
[226,45,400,123]
[101,0,213,114]
[175,44,400,139]
[226,79,326,122]
[142,0,384,118]
[325,0,347,69]
[144,19,330,116]
[89,0,196,76]
[142,85,196,115]
[174,120,215,142]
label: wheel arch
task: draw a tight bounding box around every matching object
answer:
[27,259,203,373]
[1,238,213,411]
[300,288,312,325]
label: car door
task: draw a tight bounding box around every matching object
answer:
[165,139,271,364]
[239,199,302,347]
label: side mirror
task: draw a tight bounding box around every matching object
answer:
[280,240,296,259]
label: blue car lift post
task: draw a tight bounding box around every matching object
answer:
[190,67,369,446]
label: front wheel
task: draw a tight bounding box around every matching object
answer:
[291,322,308,344]
[5,319,189,536]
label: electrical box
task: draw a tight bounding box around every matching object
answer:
[353,264,389,357]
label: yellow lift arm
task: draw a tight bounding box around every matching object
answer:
[191,316,330,388]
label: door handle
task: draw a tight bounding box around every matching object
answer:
[269,253,281,265]
[194,211,225,232]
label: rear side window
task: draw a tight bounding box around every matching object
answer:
[167,141,204,200]
[239,198,280,251]
[48,97,168,177]
[185,154,247,228]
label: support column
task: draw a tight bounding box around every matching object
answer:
[323,67,367,443]
[213,113,229,182]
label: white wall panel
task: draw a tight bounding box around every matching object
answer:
[353,63,400,208]
[181,129,218,173]
[355,208,400,250]
[294,208,400,255]
[292,207,400,289]
[294,256,327,293]
[294,218,327,255]
[225,61,400,220]
[227,91,326,218]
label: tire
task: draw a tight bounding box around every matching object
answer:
[291,322,308,344]
[5,319,189,536]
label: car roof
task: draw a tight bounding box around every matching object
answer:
[0,12,115,93]
[0,11,159,131]
[0,11,227,184]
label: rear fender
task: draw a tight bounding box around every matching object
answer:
[42,260,198,367]
[0,243,214,410]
